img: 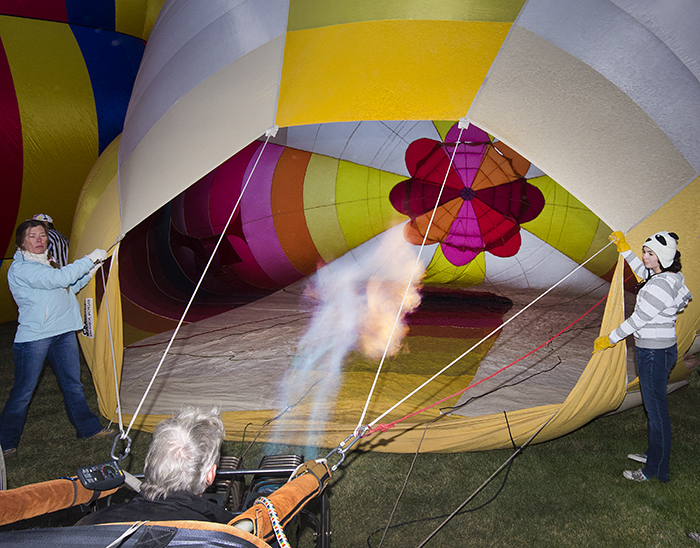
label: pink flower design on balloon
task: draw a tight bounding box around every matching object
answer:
[389,123,544,266]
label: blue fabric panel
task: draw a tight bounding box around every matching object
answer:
[65,0,115,31]
[70,25,145,153]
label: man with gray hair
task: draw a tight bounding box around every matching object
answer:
[77,407,233,524]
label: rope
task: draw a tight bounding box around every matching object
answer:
[123,128,278,438]
[255,496,292,548]
[355,123,468,434]
[370,412,517,548]
[100,244,125,436]
[366,281,611,435]
[416,412,558,547]
[364,240,615,432]
[106,521,148,548]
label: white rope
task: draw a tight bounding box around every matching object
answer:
[366,240,615,430]
[124,128,278,438]
[100,243,124,435]
[355,124,467,433]
[105,521,148,548]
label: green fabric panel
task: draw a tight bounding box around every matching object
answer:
[521,175,599,263]
[288,0,525,31]
[581,220,619,278]
[303,153,350,263]
[433,120,457,141]
[423,247,486,287]
[335,160,406,250]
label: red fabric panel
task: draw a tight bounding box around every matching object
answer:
[0,36,22,256]
[0,1,68,22]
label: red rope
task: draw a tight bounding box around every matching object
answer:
[365,288,618,437]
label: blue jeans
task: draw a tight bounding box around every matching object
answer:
[0,331,103,450]
[636,344,677,482]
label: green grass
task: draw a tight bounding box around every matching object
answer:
[2,319,700,546]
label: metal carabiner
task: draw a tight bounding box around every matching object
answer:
[111,433,132,464]
[323,426,369,472]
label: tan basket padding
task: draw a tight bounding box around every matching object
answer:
[0,478,117,526]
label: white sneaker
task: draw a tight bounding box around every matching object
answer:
[627,453,647,464]
[623,469,648,482]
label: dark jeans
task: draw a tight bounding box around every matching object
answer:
[636,344,677,482]
[0,331,103,450]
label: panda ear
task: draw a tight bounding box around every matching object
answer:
[668,232,679,241]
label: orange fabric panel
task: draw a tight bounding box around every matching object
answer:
[271,148,321,275]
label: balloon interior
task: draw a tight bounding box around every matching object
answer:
[2,0,700,460]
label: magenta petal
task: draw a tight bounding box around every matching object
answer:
[443,201,484,252]
[446,123,489,144]
[441,243,479,266]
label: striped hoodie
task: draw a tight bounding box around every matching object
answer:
[610,250,692,349]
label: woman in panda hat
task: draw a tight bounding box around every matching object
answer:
[594,231,692,483]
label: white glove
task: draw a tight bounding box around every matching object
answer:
[87,249,107,264]
[87,264,100,278]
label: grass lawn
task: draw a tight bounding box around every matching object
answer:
[1,319,700,547]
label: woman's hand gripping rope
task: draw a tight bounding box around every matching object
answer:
[610,231,630,253]
[592,231,629,354]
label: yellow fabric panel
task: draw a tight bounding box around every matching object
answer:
[277,20,510,126]
[72,139,121,419]
[335,161,405,250]
[522,175,603,263]
[78,245,123,420]
[627,174,700,385]
[115,0,167,40]
[422,247,486,287]
[0,262,15,324]
[70,136,121,262]
[303,154,350,263]
[0,16,97,257]
[287,0,525,30]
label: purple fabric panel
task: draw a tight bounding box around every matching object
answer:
[183,171,217,238]
[451,142,487,188]
[240,143,302,285]
[447,123,489,188]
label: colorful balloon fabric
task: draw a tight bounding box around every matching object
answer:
[107,119,620,344]
[389,123,544,266]
[0,3,149,322]
[20,0,699,454]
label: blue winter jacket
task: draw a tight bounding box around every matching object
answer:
[8,250,94,343]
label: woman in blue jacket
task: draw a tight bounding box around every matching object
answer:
[1,219,113,459]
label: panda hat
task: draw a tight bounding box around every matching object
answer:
[643,231,678,269]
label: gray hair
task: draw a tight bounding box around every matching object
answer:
[140,407,224,501]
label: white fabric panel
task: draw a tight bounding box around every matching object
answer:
[517,0,700,174]
[119,35,286,234]
[611,0,700,83]
[483,230,609,297]
[118,0,289,234]
[468,25,696,232]
[270,121,442,176]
